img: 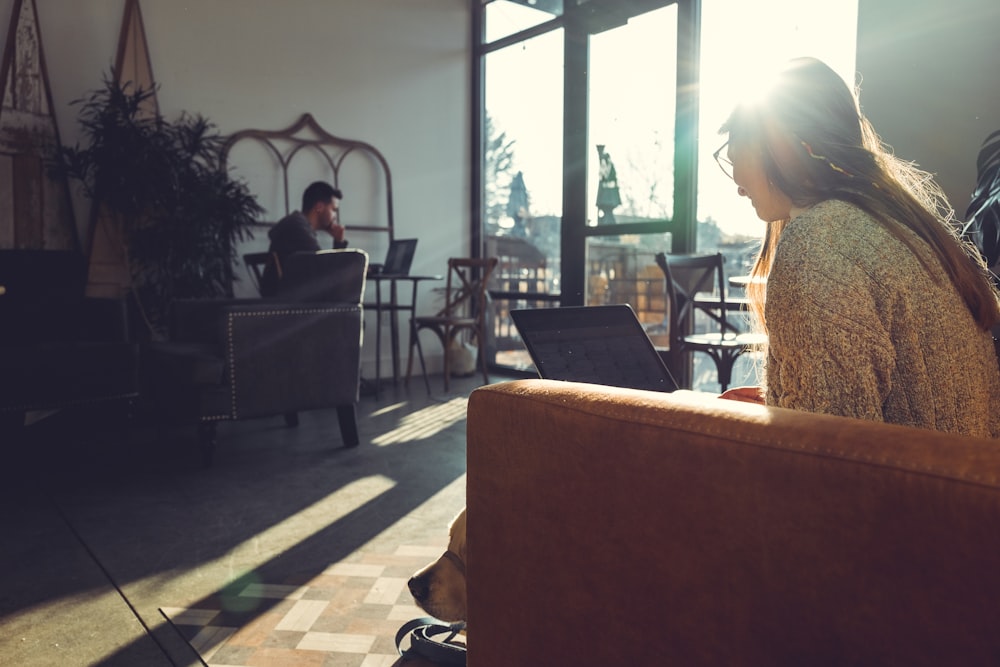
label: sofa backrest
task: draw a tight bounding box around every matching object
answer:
[465,380,1000,666]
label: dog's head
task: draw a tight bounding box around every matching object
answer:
[407,507,467,622]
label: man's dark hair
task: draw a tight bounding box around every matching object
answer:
[302,181,343,212]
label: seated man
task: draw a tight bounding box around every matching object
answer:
[260,181,348,296]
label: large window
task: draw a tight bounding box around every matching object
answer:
[482,7,564,369]
[477,0,859,387]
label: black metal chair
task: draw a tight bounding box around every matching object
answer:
[406,257,498,393]
[654,252,766,391]
[243,251,273,295]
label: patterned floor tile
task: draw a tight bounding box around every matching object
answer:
[161,538,445,666]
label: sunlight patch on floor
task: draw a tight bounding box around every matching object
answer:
[370,397,468,446]
[369,401,408,418]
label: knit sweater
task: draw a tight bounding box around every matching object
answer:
[764,199,1000,437]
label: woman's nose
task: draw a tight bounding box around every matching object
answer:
[737,185,748,197]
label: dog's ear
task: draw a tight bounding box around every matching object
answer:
[449,507,468,557]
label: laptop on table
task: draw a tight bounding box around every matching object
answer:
[510,304,679,393]
[369,238,418,276]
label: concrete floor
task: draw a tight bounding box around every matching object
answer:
[0,373,490,667]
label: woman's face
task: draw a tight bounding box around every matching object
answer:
[728,141,793,223]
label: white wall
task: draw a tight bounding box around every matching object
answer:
[857,0,1000,220]
[1,0,470,377]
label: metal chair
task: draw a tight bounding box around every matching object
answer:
[406,257,498,393]
[243,251,283,296]
[654,252,766,391]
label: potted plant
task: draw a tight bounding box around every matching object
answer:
[60,74,263,337]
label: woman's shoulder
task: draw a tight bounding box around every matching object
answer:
[779,199,892,256]
[791,199,872,233]
[772,199,905,288]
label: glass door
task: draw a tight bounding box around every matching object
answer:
[480,0,681,372]
[583,5,678,351]
[482,3,564,371]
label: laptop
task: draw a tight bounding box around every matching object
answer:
[510,304,679,392]
[370,238,418,276]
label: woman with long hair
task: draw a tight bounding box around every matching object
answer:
[716,57,1000,436]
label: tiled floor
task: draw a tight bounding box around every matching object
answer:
[0,373,489,667]
[160,541,442,666]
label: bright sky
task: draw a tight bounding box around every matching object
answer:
[485,0,859,237]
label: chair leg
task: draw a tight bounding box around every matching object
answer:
[405,321,416,386]
[336,404,360,447]
[406,321,432,394]
[441,328,452,394]
[476,325,490,386]
[417,330,432,394]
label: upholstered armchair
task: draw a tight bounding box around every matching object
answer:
[142,249,368,464]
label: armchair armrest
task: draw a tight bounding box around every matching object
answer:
[223,302,363,419]
[163,298,363,420]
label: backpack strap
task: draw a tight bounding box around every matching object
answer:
[395,617,467,666]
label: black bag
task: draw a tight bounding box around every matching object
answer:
[962,129,1000,273]
[395,617,467,665]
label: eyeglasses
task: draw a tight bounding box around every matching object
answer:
[713,140,733,180]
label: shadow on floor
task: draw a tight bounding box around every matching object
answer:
[0,374,492,666]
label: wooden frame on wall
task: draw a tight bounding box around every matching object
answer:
[0,0,77,251]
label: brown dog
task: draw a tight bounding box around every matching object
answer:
[407,507,468,623]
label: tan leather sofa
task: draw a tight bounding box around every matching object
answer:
[465,379,1000,666]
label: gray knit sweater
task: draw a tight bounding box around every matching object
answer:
[764,199,1000,437]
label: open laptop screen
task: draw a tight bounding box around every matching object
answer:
[510,304,678,393]
[382,238,418,276]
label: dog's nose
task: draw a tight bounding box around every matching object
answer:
[408,575,429,602]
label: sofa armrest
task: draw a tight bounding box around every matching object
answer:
[466,379,1000,666]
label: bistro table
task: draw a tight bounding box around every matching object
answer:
[728,275,766,289]
[365,272,442,392]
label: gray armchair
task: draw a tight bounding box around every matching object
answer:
[142,249,367,464]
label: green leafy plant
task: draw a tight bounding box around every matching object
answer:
[60,75,263,336]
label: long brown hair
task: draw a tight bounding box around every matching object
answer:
[722,57,999,333]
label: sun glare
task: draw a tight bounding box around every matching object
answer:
[698,0,859,236]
